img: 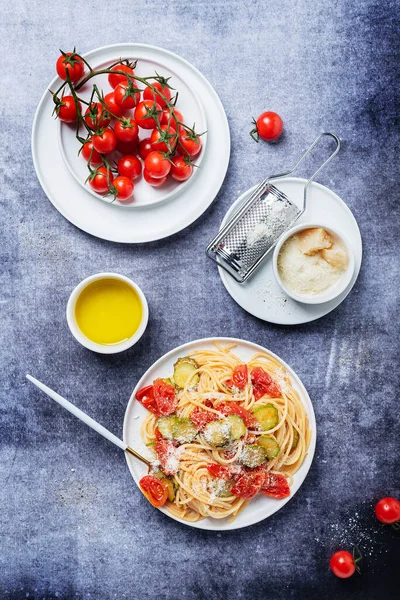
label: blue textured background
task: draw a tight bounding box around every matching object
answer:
[1,0,399,599]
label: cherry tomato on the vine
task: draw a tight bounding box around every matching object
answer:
[84,102,111,130]
[56,52,84,82]
[143,81,171,108]
[138,138,153,160]
[375,497,400,524]
[117,155,142,180]
[114,118,139,144]
[150,124,178,153]
[81,140,103,166]
[114,83,140,109]
[170,155,193,182]
[143,169,167,187]
[56,96,81,123]
[112,176,134,202]
[251,111,283,142]
[329,551,356,579]
[135,100,162,129]
[161,107,184,129]
[108,64,135,89]
[103,91,125,118]
[92,128,117,155]
[144,151,171,179]
[116,139,139,155]
[88,166,113,194]
[178,128,202,158]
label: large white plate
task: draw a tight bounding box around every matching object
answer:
[123,337,316,531]
[32,44,230,243]
[217,178,362,325]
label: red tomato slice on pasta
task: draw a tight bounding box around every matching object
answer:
[217,403,258,429]
[153,379,178,416]
[232,364,248,389]
[190,407,217,431]
[139,475,168,507]
[135,385,159,415]
[251,367,281,400]
[155,439,179,476]
[207,464,243,480]
[231,472,265,498]
[261,472,290,499]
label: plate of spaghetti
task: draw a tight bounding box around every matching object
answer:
[123,338,316,530]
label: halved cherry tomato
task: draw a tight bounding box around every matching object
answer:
[81,140,103,166]
[154,426,163,440]
[103,91,125,118]
[135,100,162,129]
[139,475,168,507]
[84,102,111,130]
[170,155,193,182]
[56,52,84,82]
[143,81,171,108]
[112,176,134,202]
[178,128,202,157]
[329,551,356,579]
[155,439,179,475]
[139,138,153,160]
[143,169,167,186]
[207,464,243,480]
[56,96,81,123]
[88,166,113,194]
[114,82,140,109]
[217,403,258,429]
[117,155,142,180]
[114,118,139,143]
[190,407,217,431]
[144,151,171,179]
[231,472,265,498]
[251,367,281,400]
[92,128,117,154]
[261,472,290,499]
[135,385,159,415]
[108,64,135,89]
[150,124,178,153]
[226,364,249,389]
[375,497,400,524]
[153,379,178,416]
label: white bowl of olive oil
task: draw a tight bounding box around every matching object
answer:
[67,273,148,353]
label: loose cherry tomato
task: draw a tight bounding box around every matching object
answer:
[56,51,84,82]
[217,403,257,429]
[88,166,113,194]
[81,140,103,166]
[114,82,140,109]
[143,81,171,108]
[144,151,171,179]
[84,102,111,130]
[251,367,281,400]
[143,170,167,186]
[170,155,193,181]
[135,385,159,415]
[92,128,117,154]
[178,128,202,158]
[329,551,356,579]
[261,472,290,498]
[139,475,168,507]
[56,96,81,123]
[155,439,179,475]
[251,111,283,142]
[153,379,177,415]
[161,108,184,129]
[114,118,139,143]
[150,124,178,153]
[190,408,217,431]
[116,139,139,155]
[117,155,142,180]
[135,100,162,129]
[112,176,134,202]
[139,138,153,160]
[375,497,400,524]
[207,464,243,480]
[103,91,125,118]
[108,63,135,89]
[231,472,265,498]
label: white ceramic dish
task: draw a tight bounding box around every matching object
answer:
[123,337,316,531]
[58,55,207,208]
[66,272,148,353]
[32,43,230,243]
[272,222,355,304]
[217,178,362,325]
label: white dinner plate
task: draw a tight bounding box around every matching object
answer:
[217,178,362,325]
[32,44,230,243]
[123,337,316,531]
[58,54,207,208]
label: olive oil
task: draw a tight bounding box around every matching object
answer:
[74,278,143,345]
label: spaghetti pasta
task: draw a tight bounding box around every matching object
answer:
[138,342,311,522]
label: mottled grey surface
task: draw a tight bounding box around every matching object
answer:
[0,0,399,599]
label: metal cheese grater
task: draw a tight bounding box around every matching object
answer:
[206,132,341,283]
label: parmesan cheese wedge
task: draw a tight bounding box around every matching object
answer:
[298,227,332,255]
[321,245,348,269]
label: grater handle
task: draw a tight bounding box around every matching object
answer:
[267,132,341,213]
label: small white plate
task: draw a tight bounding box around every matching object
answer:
[58,55,207,208]
[217,178,362,325]
[123,337,316,531]
[32,43,230,243]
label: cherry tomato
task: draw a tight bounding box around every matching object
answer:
[92,128,117,154]
[135,100,162,129]
[231,472,265,498]
[150,124,178,153]
[84,102,111,130]
[375,497,400,524]
[161,108,184,129]
[117,155,142,180]
[217,403,257,429]
[114,82,140,109]
[135,385,159,415]
[190,408,217,431]
[114,118,139,143]
[144,151,171,179]
[88,166,113,194]
[178,129,202,158]
[108,64,135,89]
[251,367,281,400]
[56,96,81,123]
[56,51,84,82]
[154,426,163,440]
[81,140,103,166]
[103,91,125,118]
[230,364,248,389]
[251,111,283,142]
[329,551,356,579]
[143,169,167,186]
[116,139,139,155]
[207,464,243,480]
[261,472,290,498]
[153,379,178,415]
[155,439,179,475]
[139,138,153,160]
[170,155,193,182]
[139,475,168,507]
[143,81,171,108]
[112,176,134,202]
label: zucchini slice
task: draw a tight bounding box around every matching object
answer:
[240,444,267,467]
[173,357,200,389]
[291,428,300,451]
[258,435,280,459]
[226,415,247,440]
[212,479,233,498]
[171,417,198,443]
[203,420,231,447]
[157,415,178,440]
[252,403,279,431]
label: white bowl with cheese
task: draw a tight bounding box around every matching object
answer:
[272,223,355,304]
